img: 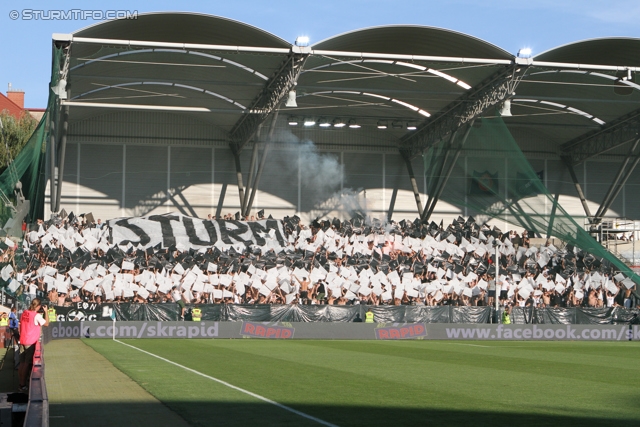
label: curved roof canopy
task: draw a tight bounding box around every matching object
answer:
[534,37,640,66]
[312,25,513,59]
[53,13,640,164]
[73,12,291,47]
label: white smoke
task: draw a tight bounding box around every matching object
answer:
[297,139,343,199]
[270,129,383,221]
[310,188,370,220]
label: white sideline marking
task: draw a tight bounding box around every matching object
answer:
[447,343,493,348]
[114,340,339,427]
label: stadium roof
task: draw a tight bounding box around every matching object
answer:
[53,12,640,162]
[48,12,640,217]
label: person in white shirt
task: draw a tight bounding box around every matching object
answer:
[171,286,186,319]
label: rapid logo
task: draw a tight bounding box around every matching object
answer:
[241,322,294,339]
[375,323,427,340]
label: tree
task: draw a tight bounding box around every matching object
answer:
[0,111,38,171]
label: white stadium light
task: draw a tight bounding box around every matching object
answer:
[285,90,298,107]
[517,47,532,58]
[288,116,299,126]
[348,119,360,129]
[499,99,512,117]
[295,36,310,47]
[318,118,331,127]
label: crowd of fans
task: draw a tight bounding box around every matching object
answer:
[0,212,638,310]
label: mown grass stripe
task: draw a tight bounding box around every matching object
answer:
[83,339,640,426]
[114,339,339,427]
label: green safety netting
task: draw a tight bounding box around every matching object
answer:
[0,45,62,303]
[0,45,63,228]
[0,114,47,226]
[423,116,640,284]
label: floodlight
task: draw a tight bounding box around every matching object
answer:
[285,90,297,107]
[288,116,299,126]
[348,119,360,129]
[499,99,512,117]
[377,120,388,129]
[407,122,417,130]
[517,48,532,58]
[295,36,310,47]
[318,118,331,127]
[303,117,316,126]
[333,118,346,128]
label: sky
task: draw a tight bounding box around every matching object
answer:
[1,0,638,108]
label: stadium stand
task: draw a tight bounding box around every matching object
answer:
[3,212,636,311]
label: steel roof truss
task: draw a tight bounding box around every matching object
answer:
[561,108,640,166]
[229,51,308,154]
[398,65,526,160]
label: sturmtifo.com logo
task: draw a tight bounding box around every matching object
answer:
[9,10,138,20]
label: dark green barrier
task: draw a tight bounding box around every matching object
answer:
[49,303,640,324]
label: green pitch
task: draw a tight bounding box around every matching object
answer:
[78,339,639,427]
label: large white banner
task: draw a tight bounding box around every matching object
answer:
[108,213,287,250]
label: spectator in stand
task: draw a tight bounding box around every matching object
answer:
[623,285,635,308]
[171,286,186,320]
[5,210,637,312]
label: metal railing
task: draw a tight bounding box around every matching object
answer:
[23,340,48,427]
[585,217,639,267]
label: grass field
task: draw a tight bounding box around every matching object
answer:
[56,338,640,427]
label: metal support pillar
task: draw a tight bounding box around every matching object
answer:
[245,143,270,217]
[422,121,473,222]
[48,116,57,212]
[233,152,245,211]
[241,140,259,214]
[562,157,592,219]
[495,243,500,323]
[53,105,69,213]
[215,183,227,218]
[594,138,640,220]
[595,155,640,221]
[546,192,560,239]
[244,114,278,217]
[402,154,423,218]
[422,131,457,222]
[387,187,398,222]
